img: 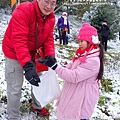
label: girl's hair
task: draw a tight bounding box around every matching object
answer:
[97,43,104,81]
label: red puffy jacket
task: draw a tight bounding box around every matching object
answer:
[2,0,55,66]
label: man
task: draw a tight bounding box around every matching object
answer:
[2,0,57,119]
[101,21,109,52]
[57,12,70,45]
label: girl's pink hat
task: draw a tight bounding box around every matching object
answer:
[78,23,100,62]
[78,23,100,45]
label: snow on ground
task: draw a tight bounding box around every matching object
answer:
[0,8,120,120]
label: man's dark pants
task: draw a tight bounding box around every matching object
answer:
[102,36,108,51]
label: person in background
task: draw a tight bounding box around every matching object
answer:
[2,0,57,119]
[57,12,70,45]
[38,23,104,120]
[101,21,109,52]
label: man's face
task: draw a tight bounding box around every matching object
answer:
[102,22,107,25]
[37,0,57,16]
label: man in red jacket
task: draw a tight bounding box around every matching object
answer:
[2,0,57,119]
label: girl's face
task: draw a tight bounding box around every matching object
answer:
[79,40,91,50]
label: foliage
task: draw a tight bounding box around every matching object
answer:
[53,0,65,13]
[98,95,105,106]
[0,0,10,8]
[0,95,7,104]
[0,86,7,103]
[101,78,113,92]
[67,48,76,59]
[57,0,64,5]
[98,79,113,117]
[21,0,33,2]
[56,44,76,60]
[74,4,91,20]
[82,4,120,41]
[20,100,31,113]
[99,107,111,117]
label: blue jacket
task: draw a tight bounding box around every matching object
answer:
[57,16,70,34]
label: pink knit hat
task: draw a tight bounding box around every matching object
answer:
[78,23,100,62]
[78,23,100,45]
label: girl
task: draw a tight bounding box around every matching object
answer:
[38,23,104,120]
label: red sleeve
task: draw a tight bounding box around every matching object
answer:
[12,3,32,66]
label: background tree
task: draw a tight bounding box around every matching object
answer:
[82,4,120,41]
[0,0,10,8]
[73,3,91,19]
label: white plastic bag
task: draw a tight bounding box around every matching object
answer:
[32,68,61,107]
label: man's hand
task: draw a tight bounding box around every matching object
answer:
[23,61,40,86]
[37,56,57,70]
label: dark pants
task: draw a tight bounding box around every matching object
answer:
[58,29,66,45]
[119,31,120,40]
[102,36,108,51]
[66,34,69,44]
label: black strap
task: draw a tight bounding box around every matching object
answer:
[35,22,39,49]
[32,2,39,50]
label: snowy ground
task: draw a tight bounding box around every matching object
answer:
[0,8,120,120]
